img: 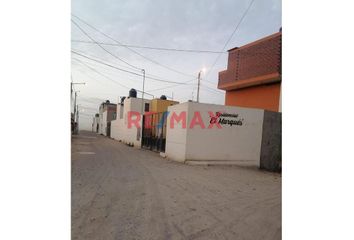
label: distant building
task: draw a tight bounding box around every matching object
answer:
[110,94,152,147]
[98,100,117,136]
[218,30,282,112]
[92,113,99,133]
[111,89,179,148]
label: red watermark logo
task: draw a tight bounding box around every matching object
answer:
[127,111,243,129]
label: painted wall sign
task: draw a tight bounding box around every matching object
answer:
[210,112,244,127]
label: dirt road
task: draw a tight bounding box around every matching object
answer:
[72,131,281,240]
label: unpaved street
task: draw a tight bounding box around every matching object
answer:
[72,131,281,240]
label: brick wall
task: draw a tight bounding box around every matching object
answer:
[218,32,281,88]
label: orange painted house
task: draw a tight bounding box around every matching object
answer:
[218,30,282,112]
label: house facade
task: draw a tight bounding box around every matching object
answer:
[98,100,117,136]
[218,30,282,112]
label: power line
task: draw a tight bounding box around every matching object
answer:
[72,57,156,97]
[71,39,227,54]
[72,14,196,78]
[85,57,197,93]
[71,48,141,73]
[74,53,199,95]
[73,57,132,89]
[220,0,256,54]
[147,79,196,92]
[73,51,171,94]
[73,58,134,91]
[200,87,224,96]
[73,42,279,92]
[72,48,176,82]
[77,106,98,112]
[74,58,183,100]
[72,55,142,87]
[204,0,256,82]
[201,83,224,94]
[78,98,105,105]
[71,16,224,91]
[78,96,112,104]
[72,61,113,86]
[201,78,219,87]
[71,19,142,71]
[71,50,193,85]
[75,57,195,94]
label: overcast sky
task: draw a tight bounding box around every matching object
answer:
[71,0,281,130]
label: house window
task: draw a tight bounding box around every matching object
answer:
[144,103,150,112]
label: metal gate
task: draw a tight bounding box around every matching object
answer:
[106,122,111,137]
[142,112,168,152]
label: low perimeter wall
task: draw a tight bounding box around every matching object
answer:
[165,102,281,171]
[111,118,142,148]
[165,102,264,166]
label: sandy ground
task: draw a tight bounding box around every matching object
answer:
[72,131,281,240]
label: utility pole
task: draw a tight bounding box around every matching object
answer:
[76,105,79,134]
[71,79,84,135]
[74,91,79,122]
[71,75,73,102]
[141,69,146,114]
[197,71,201,103]
[71,82,85,114]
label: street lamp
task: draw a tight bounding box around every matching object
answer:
[196,68,206,103]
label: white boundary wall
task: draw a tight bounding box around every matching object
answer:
[102,111,108,136]
[92,116,99,132]
[98,111,106,135]
[111,97,150,148]
[163,103,188,162]
[165,102,264,166]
